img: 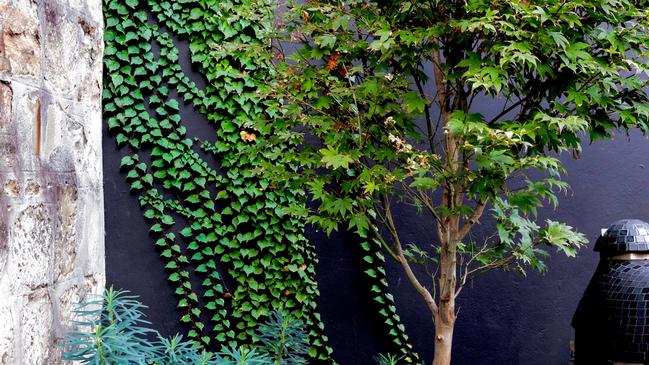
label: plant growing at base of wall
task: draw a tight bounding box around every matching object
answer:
[257,311,309,365]
[374,353,404,365]
[260,0,649,364]
[62,288,308,365]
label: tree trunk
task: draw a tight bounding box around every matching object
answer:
[431,226,458,365]
[432,188,459,365]
[432,312,455,365]
[432,248,458,365]
[430,49,462,364]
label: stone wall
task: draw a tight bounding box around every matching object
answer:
[0,0,104,363]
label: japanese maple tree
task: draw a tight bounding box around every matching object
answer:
[257,0,649,364]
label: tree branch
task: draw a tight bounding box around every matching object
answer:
[488,96,529,124]
[412,66,437,154]
[367,220,400,262]
[457,201,487,242]
[383,194,439,316]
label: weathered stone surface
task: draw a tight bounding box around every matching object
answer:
[0,25,11,75]
[66,0,103,26]
[54,183,78,280]
[0,0,104,363]
[20,289,52,365]
[10,204,52,291]
[9,82,42,172]
[0,135,16,172]
[0,199,8,276]
[0,0,40,79]
[43,0,81,96]
[0,82,11,130]
[41,98,75,173]
[40,0,103,103]
[3,179,18,197]
[68,101,103,188]
[0,300,14,365]
[0,82,17,173]
[74,188,105,276]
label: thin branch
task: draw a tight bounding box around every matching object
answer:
[488,96,529,124]
[412,66,437,154]
[383,194,439,315]
[342,64,362,123]
[465,255,516,280]
[367,220,400,262]
[402,183,444,226]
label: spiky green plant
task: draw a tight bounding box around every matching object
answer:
[62,287,158,364]
[374,353,405,365]
[150,334,214,365]
[215,346,273,365]
[62,288,308,365]
[256,311,309,365]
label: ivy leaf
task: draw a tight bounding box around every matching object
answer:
[120,155,135,167]
[111,74,124,87]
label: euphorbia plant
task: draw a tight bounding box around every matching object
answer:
[256,0,649,364]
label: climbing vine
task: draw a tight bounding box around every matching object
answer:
[103,0,419,362]
[360,237,420,364]
[103,0,331,360]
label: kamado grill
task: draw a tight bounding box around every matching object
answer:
[573,219,649,365]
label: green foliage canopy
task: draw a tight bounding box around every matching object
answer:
[266,0,648,273]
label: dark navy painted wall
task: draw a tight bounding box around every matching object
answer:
[102,29,649,365]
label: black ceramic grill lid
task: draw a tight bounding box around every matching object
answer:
[594,219,649,255]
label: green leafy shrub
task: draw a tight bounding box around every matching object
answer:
[62,288,307,365]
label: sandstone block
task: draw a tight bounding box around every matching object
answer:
[43,0,82,96]
[0,82,11,131]
[9,204,52,291]
[0,1,40,79]
[20,289,52,365]
[0,300,14,365]
[54,183,78,281]
[74,188,105,277]
[10,82,41,172]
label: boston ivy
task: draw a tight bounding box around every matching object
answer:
[103,0,334,361]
